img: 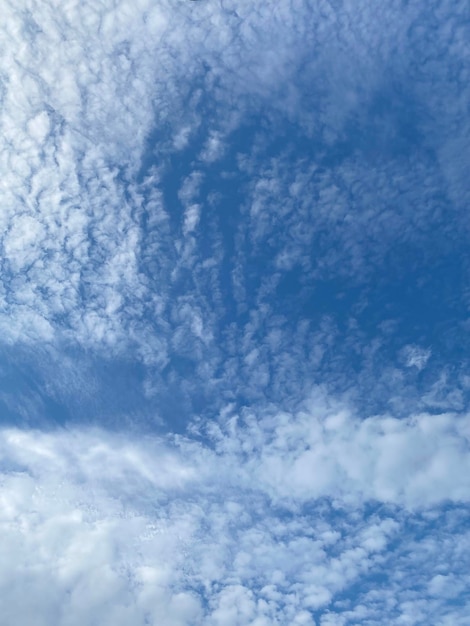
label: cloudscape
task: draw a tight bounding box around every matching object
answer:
[1,0,469,624]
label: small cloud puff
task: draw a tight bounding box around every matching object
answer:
[401,345,431,371]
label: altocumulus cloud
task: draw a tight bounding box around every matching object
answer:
[0,0,313,354]
[1,392,470,625]
[1,0,470,624]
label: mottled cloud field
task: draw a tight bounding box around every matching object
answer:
[1,0,469,624]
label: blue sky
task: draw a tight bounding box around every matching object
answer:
[1,0,469,624]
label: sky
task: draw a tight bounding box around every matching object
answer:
[0,0,469,624]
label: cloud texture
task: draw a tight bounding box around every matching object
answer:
[2,393,470,625]
[1,0,470,623]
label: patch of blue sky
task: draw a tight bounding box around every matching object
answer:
[133,106,470,421]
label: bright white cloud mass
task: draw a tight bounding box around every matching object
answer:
[1,0,470,624]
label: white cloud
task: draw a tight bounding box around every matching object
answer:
[0,0,333,367]
[401,345,431,370]
[0,0,467,417]
[212,391,470,508]
[1,388,469,624]
[200,131,225,163]
[1,1,469,620]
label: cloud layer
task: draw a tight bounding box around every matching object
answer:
[1,0,470,623]
[1,392,470,624]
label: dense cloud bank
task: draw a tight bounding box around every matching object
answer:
[2,394,470,624]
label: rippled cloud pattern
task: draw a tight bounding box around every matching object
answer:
[1,0,469,624]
